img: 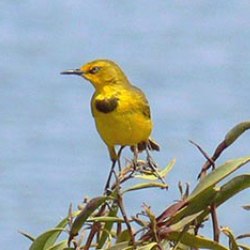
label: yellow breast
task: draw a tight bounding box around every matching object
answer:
[91,86,153,147]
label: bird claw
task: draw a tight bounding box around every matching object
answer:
[104,188,112,196]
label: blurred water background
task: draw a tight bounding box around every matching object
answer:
[1,1,250,248]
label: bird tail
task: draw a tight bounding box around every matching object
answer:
[147,137,160,151]
[130,137,160,153]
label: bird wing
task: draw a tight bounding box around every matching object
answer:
[129,85,151,119]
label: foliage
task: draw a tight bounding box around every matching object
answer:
[21,121,250,249]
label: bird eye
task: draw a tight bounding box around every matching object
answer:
[89,66,100,74]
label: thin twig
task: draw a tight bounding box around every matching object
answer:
[189,140,215,169]
[198,140,228,178]
[189,140,217,179]
[68,203,73,229]
[84,223,100,250]
[117,190,135,247]
[110,164,134,190]
[211,202,220,242]
[145,148,167,187]
[84,203,107,249]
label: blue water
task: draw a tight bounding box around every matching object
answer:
[1,1,250,248]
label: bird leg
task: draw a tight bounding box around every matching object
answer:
[145,144,167,186]
[104,159,117,193]
[145,145,157,170]
[104,146,125,193]
[133,145,139,170]
[117,146,125,172]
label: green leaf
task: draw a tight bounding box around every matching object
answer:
[69,196,110,242]
[87,216,124,223]
[189,156,250,201]
[170,211,203,232]
[25,208,77,249]
[236,233,250,239]
[134,159,175,180]
[242,205,250,211]
[214,174,250,207]
[224,121,250,146]
[97,204,119,249]
[46,240,68,250]
[107,241,130,250]
[43,214,71,249]
[19,230,36,242]
[137,242,158,250]
[29,228,66,250]
[123,182,167,193]
[167,231,229,250]
[159,240,171,249]
[157,158,175,177]
[116,229,133,243]
[221,227,239,250]
[237,244,250,250]
[166,186,219,225]
[196,174,250,224]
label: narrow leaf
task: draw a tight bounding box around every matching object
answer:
[196,174,250,224]
[236,233,250,239]
[221,227,239,250]
[242,205,250,211]
[167,231,229,250]
[224,121,250,146]
[137,242,158,249]
[107,241,130,250]
[170,211,203,232]
[19,230,36,242]
[88,216,124,223]
[44,213,72,249]
[166,186,218,225]
[134,159,175,180]
[116,229,133,243]
[123,182,167,193]
[237,243,250,250]
[189,156,250,201]
[47,240,68,250]
[69,196,110,242]
[97,204,119,249]
[214,174,250,208]
[29,228,66,250]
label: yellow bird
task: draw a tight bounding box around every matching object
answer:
[61,59,159,188]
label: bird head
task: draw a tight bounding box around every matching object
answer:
[61,59,130,91]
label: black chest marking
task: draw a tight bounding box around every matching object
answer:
[95,97,119,113]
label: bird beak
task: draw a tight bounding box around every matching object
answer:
[60,69,85,76]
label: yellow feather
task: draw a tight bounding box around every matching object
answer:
[61,59,159,161]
